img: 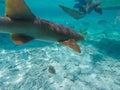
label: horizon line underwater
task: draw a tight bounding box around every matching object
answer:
[0,0,120,90]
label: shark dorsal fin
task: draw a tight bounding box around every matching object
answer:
[5,0,35,20]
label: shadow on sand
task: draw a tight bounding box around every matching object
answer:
[87,38,120,61]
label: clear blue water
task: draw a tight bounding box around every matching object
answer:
[0,0,120,90]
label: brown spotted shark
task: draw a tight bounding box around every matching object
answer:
[0,0,84,53]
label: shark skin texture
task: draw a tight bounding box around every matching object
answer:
[0,0,84,53]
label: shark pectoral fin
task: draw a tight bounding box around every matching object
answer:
[59,39,81,53]
[11,34,34,44]
[59,4,85,19]
[5,0,35,20]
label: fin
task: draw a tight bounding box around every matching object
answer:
[95,6,102,15]
[59,39,81,53]
[5,0,35,20]
[59,4,85,19]
[11,34,34,44]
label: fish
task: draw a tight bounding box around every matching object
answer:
[0,0,84,53]
[59,0,102,19]
[48,66,56,74]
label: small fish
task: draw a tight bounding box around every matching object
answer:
[48,66,56,74]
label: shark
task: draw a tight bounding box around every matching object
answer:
[59,0,120,20]
[59,0,102,19]
[0,0,84,53]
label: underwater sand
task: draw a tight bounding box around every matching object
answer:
[0,0,120,90]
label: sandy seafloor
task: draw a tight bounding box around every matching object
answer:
[0,0,120,90]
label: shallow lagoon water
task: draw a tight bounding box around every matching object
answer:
[0,0,120,90]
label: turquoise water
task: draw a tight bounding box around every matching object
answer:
[0,0,120,90]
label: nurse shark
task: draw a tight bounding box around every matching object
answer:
[0,0,84,53]
[60,0,120,20]
[59,0,102,19]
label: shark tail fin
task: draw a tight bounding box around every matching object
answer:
[59,39,81,53]
[59,4,85,19]
[11,34,34,44]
